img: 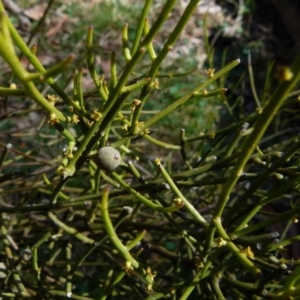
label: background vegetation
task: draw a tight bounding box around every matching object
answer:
[0,0,300,299]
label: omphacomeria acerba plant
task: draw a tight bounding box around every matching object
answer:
[1,0,300,299]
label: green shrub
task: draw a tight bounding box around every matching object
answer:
[1,0,300,299]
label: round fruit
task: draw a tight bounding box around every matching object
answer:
[94,147,121,171]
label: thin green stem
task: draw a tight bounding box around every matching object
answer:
[110,172,181,213]
[155,160,208,227]
[144,18,157,60]
[213,217,261,276]
[122,23,132,61]
[101,187,139,269]
[144,64,237,129]
[131,0,153,55]
[248,51,261,108]
[0,86,27,96]
[48,212,95,244]
[143,134,181,150]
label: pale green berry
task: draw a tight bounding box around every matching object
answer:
[95,147,121,171]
